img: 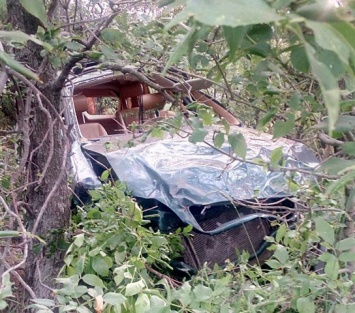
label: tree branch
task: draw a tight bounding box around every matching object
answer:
[52,11,120,91]
[103,62,176,103]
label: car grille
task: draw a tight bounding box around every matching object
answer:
[182,204,276,269]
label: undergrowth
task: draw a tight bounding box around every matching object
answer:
[5,181,354,313]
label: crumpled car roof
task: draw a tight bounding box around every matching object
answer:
[82,126,318,232]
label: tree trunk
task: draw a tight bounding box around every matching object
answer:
[7,0,71,307]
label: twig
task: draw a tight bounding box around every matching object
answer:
[0,258,36,299]
[52,11,119,91]
[319,133,344,147]
[145,265,181,288]
[0,196,30,297]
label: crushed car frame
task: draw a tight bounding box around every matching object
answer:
[62,66,318,271]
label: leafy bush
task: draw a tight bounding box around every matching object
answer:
[24,181,355,313]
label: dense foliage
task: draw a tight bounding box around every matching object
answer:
[23,182,355,313]
[1,0,355,312]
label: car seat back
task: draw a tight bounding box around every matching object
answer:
[79,123,108,139]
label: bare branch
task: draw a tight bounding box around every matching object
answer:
[47,0,60,20]
[0,71,8,94]
[52,11,120,91]
[319,133,344,147]
[103,62,176,103]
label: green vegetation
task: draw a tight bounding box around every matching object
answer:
[1,0,355,312]
[24,182,355,313]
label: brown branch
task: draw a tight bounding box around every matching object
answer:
[145,265,181,288]
[7,72,55,188]
[0,130,21,135]
[52,11,120,91]
[0,197,31,298]
[103,62,176,103]
[47,0,60,20]
[319,133,344,147]
[9,76,31,188]
[0,70,8,94]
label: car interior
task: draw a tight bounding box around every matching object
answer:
[72,73,240,140]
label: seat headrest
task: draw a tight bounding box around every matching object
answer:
[125,93,166,110]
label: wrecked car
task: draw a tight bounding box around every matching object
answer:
[62,66,318,270]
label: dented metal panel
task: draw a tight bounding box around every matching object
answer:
[82,126,317,232]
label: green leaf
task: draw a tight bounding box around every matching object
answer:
[324,254,339,280]
[150,127,164,139]
[149,295,167,311]
[297,297,315,313]
[135,293,150,313]
[31,299,55,307]
[213,132,225,148]
[336,238,355,251]
[318,251,334,262]
[175,282,192,307]
[87,209,101,219]
[74,254,86,275]
[327,171,355,195]
[198,107,213,126]
[222,118,230,134]
[314,115,355,133]
[0,51,41,82]
[101,170,110,181]
[318,158,355,175]
[339,251,355,262]
[306,21,350,65]
[342,142,355,156]
[73,234,85,247]
[125,280,145,296]
[101,29,124,42]
[256,108,278,130]
[188,128,208,144]
[315,217,334,245]
[291,45,310,73]
[76,306,92,313]
[74,286,87,298]
[0,31,52,50]
[100,46,118,60]
[193,284,213,302]
[223,26,246,56]
[270,147,283,166]
[289,94,302,110]
[92,255,111,277]
[273,115,295,139]
[228,132,247,160]
[164,25,197,72]
[276,224,287,243]
[317,49,344,79]
[273,245,289,265]
[247,24,273,42]
[103,292,127,306]
[183,224,193,236]
[81,274,105,288]
[65,41,85,51]
[19,0,48,27]
[186,0,282,27]
[304,42,340,132]
[331,22,355,58]
[245,42,272,58]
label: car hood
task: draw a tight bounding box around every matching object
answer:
[82,126,318,231]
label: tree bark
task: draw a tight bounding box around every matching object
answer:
[7,0,71,307]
